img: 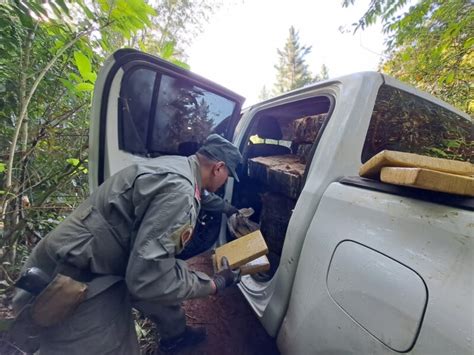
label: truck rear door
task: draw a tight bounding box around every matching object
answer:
[89,49,244,189]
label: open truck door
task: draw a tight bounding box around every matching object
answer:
[89,49,244,190]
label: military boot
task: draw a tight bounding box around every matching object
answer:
[158,325,207,353]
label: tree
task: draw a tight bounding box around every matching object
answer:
[273,26,314,95]
[143,0,220,60]
[314,64,329,82]
[319,64,329,80]
[258,85,271,101]
[343,0,473,114]
[121,0,221,68]
[0,0,156,275]
[0,0,219,281]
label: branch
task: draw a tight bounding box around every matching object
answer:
[4,27,92,191]
[35,143,89,207]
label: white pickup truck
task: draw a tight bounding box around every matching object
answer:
[89,49,473,354]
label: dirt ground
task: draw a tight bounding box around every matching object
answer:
[0,253,279,355]
[164,253,280,355]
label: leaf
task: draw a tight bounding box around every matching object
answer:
[427,147,449,158]
[401,52,411,61]
[54,39,65,50]
[445,72,455,84]
[55,0,70,17]
[74,82,94,92]
[68,72,83,83]
[83,71,97,83]
[66,158,80,166]
[0,162,6,173]
[74,51,93,82]
[444,139,461,148]
[463,37,474,50]
[161,41,175,59]
[171,59,190,70]
[77,0,95,20]
[58,78,74,92]
[28,1,49,18]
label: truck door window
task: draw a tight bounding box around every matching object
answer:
[118,68,154,154]
[362,85,472,163]
[119,67,237,156]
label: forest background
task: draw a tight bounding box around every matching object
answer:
[0,0,472,318]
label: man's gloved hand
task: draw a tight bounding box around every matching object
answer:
[226,207,259,239]
[212,257,241,293]
[223,203,239,217]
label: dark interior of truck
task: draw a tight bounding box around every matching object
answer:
[231,96,332,279]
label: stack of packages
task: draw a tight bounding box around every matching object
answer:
[247,114,326,256]
[248,155,300,256]
[359,150,474,197]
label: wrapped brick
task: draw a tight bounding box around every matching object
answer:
[248,155,305,199]
[296,143,313,164]
[260,192,296,256]
[292,114,327,144]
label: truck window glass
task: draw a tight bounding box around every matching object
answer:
[118,68,155,154]
[362,85,472,163]
[119,68,237,156]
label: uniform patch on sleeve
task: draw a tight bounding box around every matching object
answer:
[180,226,194,247]
[194,181,201,202]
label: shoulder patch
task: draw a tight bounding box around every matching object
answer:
[194,181,201,202]
[180,225,194,247]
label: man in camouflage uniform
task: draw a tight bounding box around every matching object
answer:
[13,134,242,354]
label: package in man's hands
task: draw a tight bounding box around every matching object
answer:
[214,230,270,275]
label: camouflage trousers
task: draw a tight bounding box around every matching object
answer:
[16,281,186,355]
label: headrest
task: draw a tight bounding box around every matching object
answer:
[256,117,283,140]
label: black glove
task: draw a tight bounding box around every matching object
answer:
[212,257,241,293]
[223,203,239,217]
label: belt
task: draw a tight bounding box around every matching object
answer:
[56,262,97,283]
[56,263,123,300]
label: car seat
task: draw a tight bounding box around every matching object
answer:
[246,117,292,158]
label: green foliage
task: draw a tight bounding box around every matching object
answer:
[97,0,155,39]
[146,0,221,60]
[343,0,473,114]
[75,82,95,92]
[273,26,315,95]
[66,158,88,174]
[74,51,96,83]
[0,1,218,316]
[343,0,409,33]
[0,0,154,280]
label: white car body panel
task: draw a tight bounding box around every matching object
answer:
[277,183,473,354]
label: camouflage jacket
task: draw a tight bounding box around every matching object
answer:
[17,155,226,305]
